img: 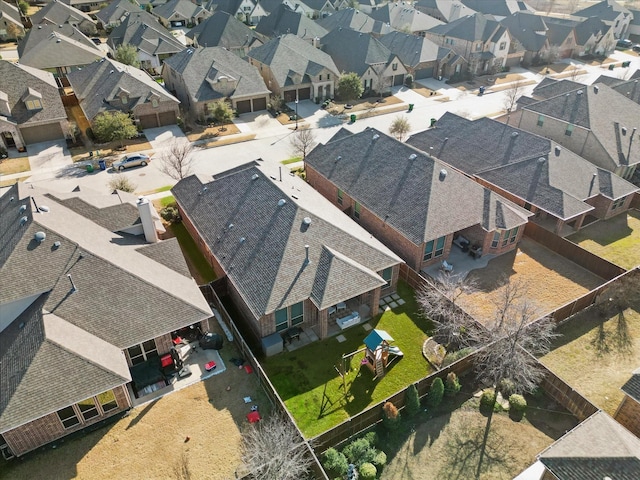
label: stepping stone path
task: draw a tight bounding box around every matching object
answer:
[362,323,372,331]
[389,301,398,308]
[397,298,406,306]
[336,334,347,343]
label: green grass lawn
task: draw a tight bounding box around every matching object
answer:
[160,195,175,208]
[567,210,640,269]
[280,156,302,165]
[263,282,433,438]
[169,222,216,284]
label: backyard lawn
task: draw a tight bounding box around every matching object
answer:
[167,222,216,285]
[568,210,640,269]
[263,282,433,438]
[459,238,604,324]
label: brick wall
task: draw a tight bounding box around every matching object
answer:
[614,395,640,438]
[133,100,179,124]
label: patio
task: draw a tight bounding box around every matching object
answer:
[421,243,498,281]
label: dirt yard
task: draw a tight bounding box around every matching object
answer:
[0,345,270,480]
[459,238,604,323]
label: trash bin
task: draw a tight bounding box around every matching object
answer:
[622,61,631,67]
[350,114,356,123]
[430,118,437,127]
[479,86,485,95]
[98,159,106,170]
[408,103,414,112]
[86,163,94,173]
[609,64,615,70]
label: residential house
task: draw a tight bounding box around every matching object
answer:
[424,13,511,77]
[407,113,639,236]
[414,0,476,24]
[0,60,69,151]
[95,0,143,30]
[108,11,185,73]
[0,1,24,41]
[67,58,180,129]
[152,0,210,28]
[60,0,107,13]
[459,0,533,21]
[321,29,407,94]
[247,34,338,102]
[500,12,550,66]
[542,16,577,58]
[305,128,530,272]
[616,362,640,438]
[351,0,387,15]
[535,411,640,480]
[540,15,616,58]
[255,4,327,43]
[204,0,258,24]
[629,9,640,40]
[294,0,335,19]
[572,0,633,39]
[317,8,393,37]
[186,11,264,55]
[369,3,444,37]
[0,182,212,459]
[171,162,403,353]
[30,0,98,36]
[517,82,640,180]
[379,31,456,80]
[163,46,270,117]
[17,24,106,82]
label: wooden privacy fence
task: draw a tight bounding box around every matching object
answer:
[60,93,78,107]
[539,367,598,421]
[524,222,626,280]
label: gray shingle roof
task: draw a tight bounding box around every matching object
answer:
[609,78,640,106]
[459,0,532,17]
[255,4,327,40]
[67,57,179,121]
[0,1,22,27]
[163,46,270,103]
[541,458,640,480]
[369,3,444,32]
[108,11,185,56]
[379,31,449,68]
[203,0,242,15]
[573,0,631,21]
[500,12,548,51]
[0,60,67,126]
[136,238,192,278]
[95,0,143,27]
[414,0,477,23]
[407,113,638,220]
[318,8,392,35]
[621,368,640,402]
[30,0,95,28]
[541,17,575,46]
[428,13,505,42]
[152,0,209,22]
[186,11,263,49]
[306,128,529,246]
[531,77,585,99]
[172,164,401,317]
[320,28,394,76]
[247,34,338,88]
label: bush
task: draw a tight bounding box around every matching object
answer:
[404,73,413,87]
[372,450,387,469]
[427,377,444,408]
[108,174,136,193]
[343,438,375,467]
[498,378,516,398]
[509,394,527,413]
[480,389,496,412]
[362,431,378,448]
[382,401,401,431]
[404,383,421,416]
[322,448,348,476]
[160,206,180,223]
[359,462,377,480]
[445,372,461,397]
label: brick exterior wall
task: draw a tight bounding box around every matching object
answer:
[614,395,640,438]
[132,100,179,126]
[3,385,130,457]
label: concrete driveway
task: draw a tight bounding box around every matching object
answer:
[144,125,188,151]
[27,141,72,171]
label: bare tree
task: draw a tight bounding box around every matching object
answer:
[240,413,314,480]
[289,128,317,161]
[502,79,524,119]
[389,115,411,141]
[108,174,137,193]
[161,140,194,180]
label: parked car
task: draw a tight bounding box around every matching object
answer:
[616,39,633,49]
[112,153,150,171]
[633,44,640,52]
[91,38,102,45]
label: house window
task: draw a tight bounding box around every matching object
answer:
[319,74,322,81]
[499,41,506,50]
[151,98,159,108]
[127,339,158,366]
[501,227,519,246]
[612,197,626,210]
[57,406,80,429]
[476,43,482,51]
[491,231,500,248]
[275,308,288,332]
[337,189,343,205]
[327,74,330,79]
[290,301,304,326]
[424,235,446,260]
[537,115,544,127]
[565,124,574,136]
[97,390,118,413]
[78,398,99,421]
[381,267,392,287]
[25,99,42,110]
[354,202,361,219]
[392,63,398,71]
[121,95,128,104]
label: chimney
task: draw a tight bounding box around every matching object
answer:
[137,196,159,243]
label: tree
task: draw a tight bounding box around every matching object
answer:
[427,377,444,407]
[503,79,524,122]
[160,140,194,180]
[18,0,28,15]
[381,401,400,431]
[209,100,234,126]
[389,115,411,141]
[404,383,421,416]
[114,43,140,68]
[337,72,364,103]
[145,2,153,12]
[289,128,316,161]
[108,174,137,193]
[445,372,461,397]
[240,413,314,480]
[92,111,138,147]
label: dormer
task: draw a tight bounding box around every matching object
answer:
[115,87,130,104]
[22,88,43,111]
[148,92,161,108]
[206,68,238,96]
[0,91,10,117]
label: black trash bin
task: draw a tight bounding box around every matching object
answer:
[98,159,106,171]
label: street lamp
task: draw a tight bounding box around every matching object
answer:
[295,96,299,130]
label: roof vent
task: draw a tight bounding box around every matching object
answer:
[278,198,286,207]
[38,25,42,29]
[335,155,342,162]
[372,134,380,140]
[19,204,27,214]
[53,241,61,249]
[56,38,61,43]
[38,205,50,213]
[593,85,599,93]
[409,153,417,160]
[303,216,312,225]
[239,237,246,244]
[199,186,208,196]
[537,157,546,163]
[20,215,28,226]
[577,90,583,95]
[251,173,259,180]
[554,145,561,155]
[9,196,15,202]
[439,168,447,180]
[34,231,46,243]
[511,131,518,138]
[621,126,627,135]
[228,223,234,230]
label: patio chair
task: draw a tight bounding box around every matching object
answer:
[440,260,454,273]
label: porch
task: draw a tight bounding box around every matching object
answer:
[421,242,498,281]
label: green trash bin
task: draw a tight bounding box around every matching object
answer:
[350,114,356,123]
[430,118,437,127]
[609,64,615,70]
[408,103,414,112]
[622,61,631,67]
[86,163,94,173]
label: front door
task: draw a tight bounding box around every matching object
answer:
[2,131,16,148]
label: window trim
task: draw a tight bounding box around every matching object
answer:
[97,390,119,413]
[78,397,100,421]
[337,188,343,205]
[424,235,446,261]
[354,201,361,219]
[127,340,158,365]
[381,266,392,287]
[491,231,500,248]
[537,115,544,127]
[57,406,80,429]
[25,99,42,110]
[290,301,304,326]
[275,308,288,332]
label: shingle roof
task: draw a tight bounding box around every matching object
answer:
[320,28,394,76]
[369,3,444,32]
[95,0,143,27]
[30,0,96,28]
[306,128,529,246]
[67,57,179,121]
[136,238,192,278]
[500,12,548,51]
[163,46,270,103]
[542,18,575,46]
[407,113,638,219]
[0,60,67,126]
[609,78,640,106]
[428,13,505,43]
[0,1,22,28]
[172,163,401,317]
[531,77,585,99]
[17,24,105,69]
[573,16,612,45]
[108,11,185,56]
[152,0,209,22]
[573,0,631,21]
[203,0,242,15]
[414,0,477,23]
[186,11,263,49]
[621,367,640,402]
[459,0,532,18]
[317,8,392,35]
[380,31,450,68]
[255,3,327,40]
[247,34,338,88]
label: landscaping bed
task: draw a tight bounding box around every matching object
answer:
[186,123,240,142]
[325,95,403,116]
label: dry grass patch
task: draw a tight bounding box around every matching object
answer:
[541,306,640,415]
[186,123,240,142]
[458,238,604,323]
[326,95,403,115]
[411,86,441,98]
[0,175,29,187]
[0,156,30,175]
[196,133,256,149]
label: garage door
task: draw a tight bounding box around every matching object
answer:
[393,74,404,86]
[236,100,252,114]
[284,90,296,102]
[20,123,64,144]
[252,97,267,111]
[297,87,311,100]
[158,110,177,126]
[414,67,434,79]
[138,115,159,129]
